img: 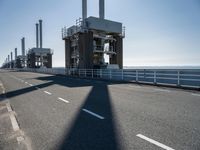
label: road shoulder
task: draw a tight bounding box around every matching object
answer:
[0,80,31,150]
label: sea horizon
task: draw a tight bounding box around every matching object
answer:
[53,66,200,69]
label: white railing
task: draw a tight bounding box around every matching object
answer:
[17,68,200,89]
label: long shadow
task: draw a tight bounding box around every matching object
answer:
[35,75,95,88]
[0,73,123,101]
[0,74,102,100]
[0,71,123,149]
[0,81,54,100]
[0,74,101,101]
[34,75,124,88]
[58,84,122,150]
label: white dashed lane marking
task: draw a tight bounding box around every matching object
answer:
[44,91,52,95]
[191,93,200,97]
[82,109,105,120]
[128,85,141,88]
[58,97,69,103]
[154,89,171,93]
[136,134,175,150]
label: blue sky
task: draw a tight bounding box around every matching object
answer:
[0,0,200,67]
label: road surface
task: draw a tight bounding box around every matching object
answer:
[0,69,200,150]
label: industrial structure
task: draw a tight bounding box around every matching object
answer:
[1,50,16,69]
[62,0,125,69]
[1,20,53,69]
[15,37,26,68]
[27,20,53,68]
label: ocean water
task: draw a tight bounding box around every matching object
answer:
[123,66,200,69]
[53,66,200,69]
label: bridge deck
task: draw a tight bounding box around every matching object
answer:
[0,69,200,150]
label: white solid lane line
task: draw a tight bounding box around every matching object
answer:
[0,83,5,94]
[17,136,25,143]
[136,134,175,150]
[6,103,20,131]
[128,85,141,88]
[6,103,12,112]
[82,109,105,120]
[10,113,20,131]
[154,89,170,93]
[58,97,69,103]
[191,93,200,97]
[44,91,52,95]
[1,86,5,94]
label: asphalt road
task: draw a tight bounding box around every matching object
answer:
[0,69,200,150]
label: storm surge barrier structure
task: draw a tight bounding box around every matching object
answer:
[16,68,200,89]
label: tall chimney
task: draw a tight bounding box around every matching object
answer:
[11,52,13,61]
[21,37,25,56]
[36,23,39,48]
[39,20,43,48]
[99,0,105,19]
[82,0,87,20]
[7,55,10,68]
[15,48,17,60]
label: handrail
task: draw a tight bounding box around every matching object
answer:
[16,68,200,89]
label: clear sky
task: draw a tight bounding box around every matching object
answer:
[0,0,200,67]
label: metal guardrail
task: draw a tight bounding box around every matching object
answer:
[17,68,200,89]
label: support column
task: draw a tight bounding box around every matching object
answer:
[115,36,123,69]
[65,39,71,68]
[78,31,93,69]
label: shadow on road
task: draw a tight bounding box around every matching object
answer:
[35,75,117,88]
[58,84,122,150]
[0,81,54,100]
[0,71,123,149]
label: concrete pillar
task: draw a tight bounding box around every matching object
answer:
[116,36,123,69]
[65,39,71,68]
[78,31,93,69]
[46,54,52,68]
[30,53,36,68]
